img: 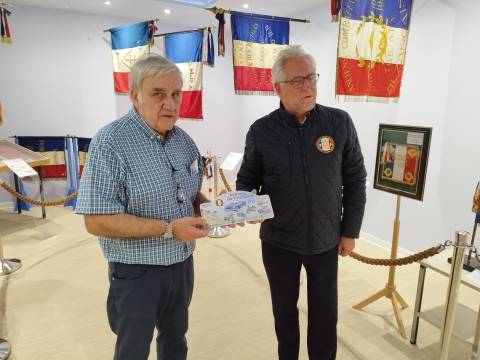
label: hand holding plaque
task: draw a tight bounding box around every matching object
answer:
[200,191,274,227]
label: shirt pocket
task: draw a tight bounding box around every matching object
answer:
[176,157,202,202]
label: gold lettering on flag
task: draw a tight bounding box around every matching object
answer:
[343,0,358,18]
[119,47,150,71]
[341,19,351,50]
[397,0,410,27]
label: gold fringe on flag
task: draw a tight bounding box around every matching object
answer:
[235,90,276,96]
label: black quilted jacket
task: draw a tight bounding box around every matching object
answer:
[236,103,367,255]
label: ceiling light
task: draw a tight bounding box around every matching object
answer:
[243,3,249,9]
[164,8,171,14]
[104,1,111,5]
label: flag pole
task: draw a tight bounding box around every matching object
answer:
[206,6,310,23]
[154,26,215,38]
[102,18,159,33]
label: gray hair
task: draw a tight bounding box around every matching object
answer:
[271,45,316,85]
[129,53,183,90]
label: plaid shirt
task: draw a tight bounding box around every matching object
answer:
[75,107,203,265]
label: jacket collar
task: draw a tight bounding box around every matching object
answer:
[278,101,318,128]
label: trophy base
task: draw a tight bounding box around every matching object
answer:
[447,255,480,272]
[208,226,230,238]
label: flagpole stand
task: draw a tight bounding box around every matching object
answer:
[0,338,10,360]
[353,195,408,338]
[208,155,229,239]
[0,234,21,276]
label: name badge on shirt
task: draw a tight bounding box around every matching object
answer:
[190,159,199,176]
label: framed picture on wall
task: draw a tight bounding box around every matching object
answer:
[373,124,432,201]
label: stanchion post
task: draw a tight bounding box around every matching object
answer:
[0,234,21,276]
[439,230,469,360]
[0,338,10,360]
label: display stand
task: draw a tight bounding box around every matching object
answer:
[0,141,49,275]
[353,195,409,338]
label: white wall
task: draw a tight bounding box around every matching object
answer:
[1,1,479,254]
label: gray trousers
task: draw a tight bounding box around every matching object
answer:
[107,256,194,360]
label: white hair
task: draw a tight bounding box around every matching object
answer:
[271,45,316,85]
[129,53,183,90]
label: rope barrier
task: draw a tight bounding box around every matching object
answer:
[213,158,445,266]
[349,246,443,266]
[0,179,77,206]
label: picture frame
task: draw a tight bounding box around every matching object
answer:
[373,124,432,201]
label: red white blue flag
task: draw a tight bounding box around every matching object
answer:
[336,1,413,102]
[16,136,66,179]
[231,12,289,95]
[110,21,155,94]
[0,6,12,44]
[165,30,204,120]
[78,137,91,177]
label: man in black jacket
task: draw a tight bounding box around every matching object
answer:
[236,45,367,360]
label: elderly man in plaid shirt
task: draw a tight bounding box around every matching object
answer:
[76,54,210,360]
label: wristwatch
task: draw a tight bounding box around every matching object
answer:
[164,220,173,239]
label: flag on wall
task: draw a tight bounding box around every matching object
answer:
[110,21,155,94]
[331,0,341,21]
[0,6,12,44]
[231,12,289,95]
[216,11,226,56]
[165,30,204,120]
[336,1,413,102]
[78,137,91,177]
[203,27,215,67]
[64,137,79,208]
[16,137,66,179]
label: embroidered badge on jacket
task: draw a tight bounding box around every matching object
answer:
[316,136,335,154]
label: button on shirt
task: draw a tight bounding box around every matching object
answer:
[75,107,203,265]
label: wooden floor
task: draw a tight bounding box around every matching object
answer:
[0,206,476,359]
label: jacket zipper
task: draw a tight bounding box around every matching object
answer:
[298,126,313,253]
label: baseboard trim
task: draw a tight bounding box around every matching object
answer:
[0,201,13,211]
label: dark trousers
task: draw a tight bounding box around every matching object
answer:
[106,256,194,360]
[262,242,338,360]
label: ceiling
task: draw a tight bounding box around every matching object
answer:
[9,0,324,27]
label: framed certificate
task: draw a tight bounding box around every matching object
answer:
[374,124,432,201]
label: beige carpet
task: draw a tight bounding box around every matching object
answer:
[0,206,475,359]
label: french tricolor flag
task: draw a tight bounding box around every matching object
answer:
[231,12,289,95]
[110,21,154,94]
[165,31,204,120]
[336,1,413,102]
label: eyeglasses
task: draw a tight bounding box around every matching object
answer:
[279,73,319,89]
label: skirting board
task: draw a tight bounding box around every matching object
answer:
[0,202,13,211]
